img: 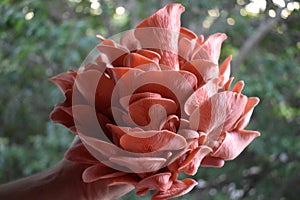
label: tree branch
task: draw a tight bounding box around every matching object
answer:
[232,7,284,73]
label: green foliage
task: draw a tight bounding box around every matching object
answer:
[0,123,73,181]
[1,0,299,199]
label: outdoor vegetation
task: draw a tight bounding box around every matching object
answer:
[0,0,299,199]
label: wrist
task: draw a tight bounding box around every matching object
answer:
[0,160,86,200]
[0,159,133,200]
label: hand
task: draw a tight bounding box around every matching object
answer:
[59,136,135,200]
[0,136,134,200]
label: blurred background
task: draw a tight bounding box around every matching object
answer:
[0,0,299,199]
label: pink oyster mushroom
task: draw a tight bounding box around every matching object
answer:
[50,3,260,200]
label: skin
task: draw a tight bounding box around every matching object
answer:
[0,138,134,200]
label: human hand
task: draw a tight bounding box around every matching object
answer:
[0,136,134,200]
[60,136,134,200]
